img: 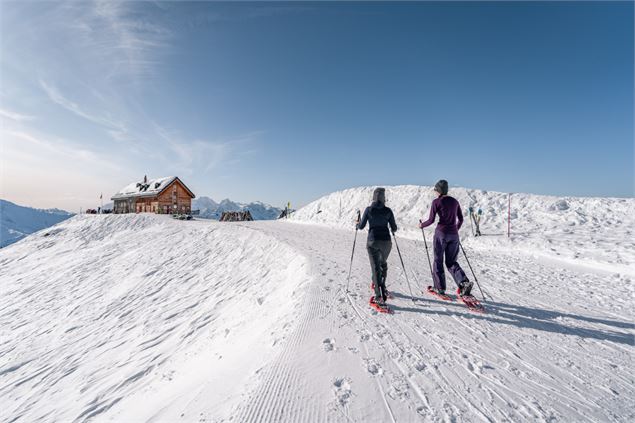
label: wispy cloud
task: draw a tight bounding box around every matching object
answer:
[72,0,172,82]
[39,79,126,130]
[0,108,35,122]
[4,129,122,172]
[185,3,315,27]
[153,123,263,175]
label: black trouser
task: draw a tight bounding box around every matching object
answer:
[367,239,392,301]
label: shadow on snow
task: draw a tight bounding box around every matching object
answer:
[387,292,634,346]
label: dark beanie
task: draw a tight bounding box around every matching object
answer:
[372,187,386,204]
[434,180,449,195]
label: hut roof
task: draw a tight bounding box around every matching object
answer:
[111,176,195,200]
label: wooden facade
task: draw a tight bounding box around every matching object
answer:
[112,177,195,214]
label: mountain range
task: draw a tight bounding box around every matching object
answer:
[0,199,74,248]
[192,196,282,220]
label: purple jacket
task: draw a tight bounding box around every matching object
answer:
[420,196,463,235]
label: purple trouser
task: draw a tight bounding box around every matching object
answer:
[432,231,467,291]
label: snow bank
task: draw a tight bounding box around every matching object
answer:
[289,185,635,274]
[0,214,310,422]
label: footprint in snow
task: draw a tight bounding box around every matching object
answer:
[333,377,353,407]
[387,375,410,401]
[323,338,335,352]
[416,405,429,416]
[414,361,426,372]
[363,358,383,376]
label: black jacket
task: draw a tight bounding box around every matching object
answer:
[357,202,398,241]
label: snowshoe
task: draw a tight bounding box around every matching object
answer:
[426,286,453,302]
[458,294,485,313]
[369,296,392,314]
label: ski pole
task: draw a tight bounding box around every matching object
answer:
[458,241,488,301]
[419,221,435,289]
[391,229,416,303]
[346,210,361,293]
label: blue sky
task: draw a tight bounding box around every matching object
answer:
[1,1,633,211]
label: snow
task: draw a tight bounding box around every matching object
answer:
[0,199,73,248]
[1,215,309,422]
[1,185,634,422]
[289,185,635,276]
[111,176,180,200]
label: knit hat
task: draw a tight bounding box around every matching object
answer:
[372,187,386,204]
[434,180,449,195]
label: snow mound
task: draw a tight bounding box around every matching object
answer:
[0,214,310,422]
[289,185,635,274]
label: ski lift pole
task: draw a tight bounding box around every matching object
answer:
[345,210,361,293]
[458,241,487,301]
[419,221,435,289]
[391,228,416,303]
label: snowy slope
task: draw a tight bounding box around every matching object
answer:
[0,199,74,248]
[193,196,282,220]
[2,188,634,422]
[289,185,635,276]
[1,215,310,422]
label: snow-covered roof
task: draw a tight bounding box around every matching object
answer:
[111,176,192,200]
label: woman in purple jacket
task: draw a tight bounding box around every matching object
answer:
[419,180,473,296]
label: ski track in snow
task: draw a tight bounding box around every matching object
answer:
[1,198,634,423]
[230,220,634,423]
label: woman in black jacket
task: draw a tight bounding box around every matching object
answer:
[357,187,398,306]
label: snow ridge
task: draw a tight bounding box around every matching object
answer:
[289,185,635,275]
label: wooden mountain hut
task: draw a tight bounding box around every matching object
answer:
[111,176,195,214]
